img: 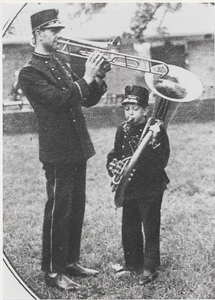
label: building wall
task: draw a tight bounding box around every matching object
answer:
[2,41,152,101]
[2,39,215,103]
[187,39,214,100]
[3,44,32,100]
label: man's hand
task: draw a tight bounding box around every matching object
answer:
[96,61,111,79]
[83,51,105,84]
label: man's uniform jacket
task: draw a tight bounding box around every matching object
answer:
[19,52,107,164]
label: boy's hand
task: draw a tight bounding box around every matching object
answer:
[149,121,161,138]
[149,120,162,149]
[149,121,162,139]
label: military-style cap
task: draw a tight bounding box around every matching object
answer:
[122,85,149,107]
[31,9,65,32]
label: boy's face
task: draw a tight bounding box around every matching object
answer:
[123,103,148,124]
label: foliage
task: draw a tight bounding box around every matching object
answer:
[130,3,182,42]
[70,2,214,43]
[3,122,215,299]
[79,3,107,14]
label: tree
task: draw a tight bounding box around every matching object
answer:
[130,3,182,43]
[72,3,182,43]
[68,2,213,43]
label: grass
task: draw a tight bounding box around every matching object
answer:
[3,122,215,299]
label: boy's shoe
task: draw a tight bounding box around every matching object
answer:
[45,273,80,290]
[138,269,158,285]
[65,262,99,277]
[114,268,132,278]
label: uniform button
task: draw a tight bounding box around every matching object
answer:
[63,87,66,90]
[68,74,71,78]
[45,61,48,64]
[52,68,55,71]
[58,77,61,80]
[122,145,125,149]
[73,119,76,122]
[63,66,65,69]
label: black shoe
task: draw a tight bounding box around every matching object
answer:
[45,273,80,290]
[66,262,99,277]
[139,269,158,285]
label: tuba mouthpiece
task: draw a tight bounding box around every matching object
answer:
[123,116,134,133]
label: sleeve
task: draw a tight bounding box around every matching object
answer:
[66,57,108,108]
[78,79,108,108]
[106,126,123,175]
[19,65,107,112]
[150,127,170,169]
[161,129,170,168]
[19,66,88,112]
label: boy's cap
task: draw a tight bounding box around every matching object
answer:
[31,9,65,32]
[122,85,149,107]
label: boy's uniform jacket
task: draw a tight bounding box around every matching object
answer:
[107,119,170,198]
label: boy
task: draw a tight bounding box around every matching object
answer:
[107,85,170,284]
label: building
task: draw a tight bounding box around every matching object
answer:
[2,3,214,105]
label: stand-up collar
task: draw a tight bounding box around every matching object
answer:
[33,52,54,61]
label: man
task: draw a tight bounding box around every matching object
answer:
[19,8,109,290]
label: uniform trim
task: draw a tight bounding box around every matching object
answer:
[74,82,83,100]
[50,168,57,272]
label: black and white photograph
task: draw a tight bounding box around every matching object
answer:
[2,2,215,299]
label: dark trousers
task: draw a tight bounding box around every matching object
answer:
[122,192,163,271]
[41,162,86,273]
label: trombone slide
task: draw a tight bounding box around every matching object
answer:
[57,36,169,76]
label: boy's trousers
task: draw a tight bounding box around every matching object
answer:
[122,192,163,271]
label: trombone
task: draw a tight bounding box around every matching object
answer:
[56,35,169,76]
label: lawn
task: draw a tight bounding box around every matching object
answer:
[3,122,215,299]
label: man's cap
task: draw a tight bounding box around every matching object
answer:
[122,85,149,107]
[31,9,65,32]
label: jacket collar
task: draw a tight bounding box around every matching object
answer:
[33,52,54,61]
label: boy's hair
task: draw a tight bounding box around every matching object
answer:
[122,85,149,108]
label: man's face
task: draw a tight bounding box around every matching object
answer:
[123,103,148,124]
[39,28,62,52]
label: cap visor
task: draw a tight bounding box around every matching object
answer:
[44,24,65,29]
[122,99,138,105]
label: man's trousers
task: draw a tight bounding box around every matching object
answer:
[122,193,163,272]
[41,162,86,273]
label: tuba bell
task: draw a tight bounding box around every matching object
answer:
[113,64,203,208]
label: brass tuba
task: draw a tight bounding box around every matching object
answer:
[112,64,203,208]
